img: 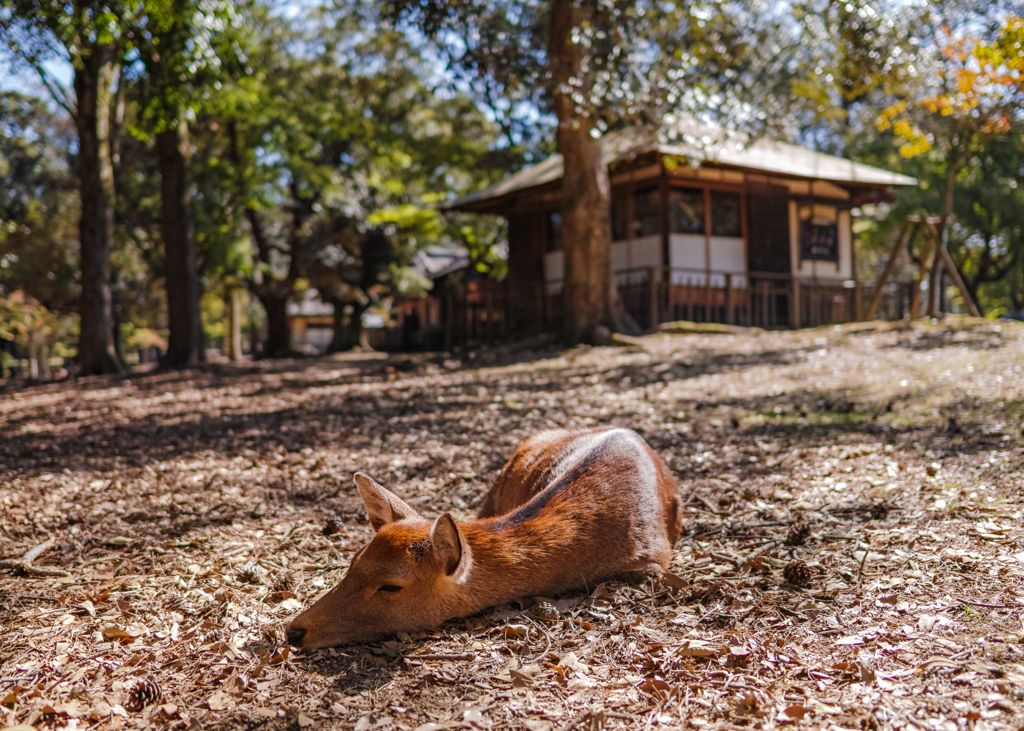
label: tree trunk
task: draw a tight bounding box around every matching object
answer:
[158,115,202,368]
[74,44,122,376]
[258,293,291,358]
[350,301,368,350]
[549,0,616,343]
[226,288,243,361]
[326,297,354,353]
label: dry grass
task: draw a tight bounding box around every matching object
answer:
[1,316,1023,731]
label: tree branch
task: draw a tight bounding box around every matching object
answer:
[28,59,77,119]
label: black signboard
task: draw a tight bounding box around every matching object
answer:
[799,219,839,262]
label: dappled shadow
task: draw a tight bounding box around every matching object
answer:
[881,329,1008,352]
[1,336,1015,495]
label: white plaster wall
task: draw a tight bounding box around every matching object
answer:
[709,236,746,287]
[632,235,663,270]
[611,235,663,286]
[670,234,706,285]
[611,241,629,273]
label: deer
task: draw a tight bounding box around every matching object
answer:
[286,426,683,649]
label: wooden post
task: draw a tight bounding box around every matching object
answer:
[864,220,914,321]
[648,266,659,330]
[790,276,801,329]
[725,272,734,325]
[854,281,863,322]
[919,218,982,318]
[937,247,981,317]
[910,230,935,320]
[926,225,945,317]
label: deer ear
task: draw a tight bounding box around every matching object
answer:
[430,513,472,582]
[354,473,420,531]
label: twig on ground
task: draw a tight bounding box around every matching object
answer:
[741,540,782,567]
[0,537,68,577]
[689,491,725,516]
[405,653,476,661]
[943,598,1018,611]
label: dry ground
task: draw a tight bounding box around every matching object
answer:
[1,317,1023,731]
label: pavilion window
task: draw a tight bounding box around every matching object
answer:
[669,187,705,235]
[632,186,662,238]
[710,191,742,237]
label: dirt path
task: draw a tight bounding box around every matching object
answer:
[2,317,1023,731]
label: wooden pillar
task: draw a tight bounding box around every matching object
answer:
[703,187,712,322]
[725,272,734,325]
[790,276,801,330]
[648,267,659,330]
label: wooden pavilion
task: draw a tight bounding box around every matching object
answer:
[449,124,916,332]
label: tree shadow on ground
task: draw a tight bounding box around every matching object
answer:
[1,338,1015,487]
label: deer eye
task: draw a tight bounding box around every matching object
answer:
[377,584,403,593]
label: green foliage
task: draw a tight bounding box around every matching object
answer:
[192,2,509,348]
[389,0,799,149]
[0,92,79,356]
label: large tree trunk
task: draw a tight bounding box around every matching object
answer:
[258,293,291,358]
[158,115,202,368]
[74,44,122,376]
[549,0,616,343]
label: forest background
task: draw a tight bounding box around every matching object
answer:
[1,0,1023,381]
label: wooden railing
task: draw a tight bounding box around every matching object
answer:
[542,267,862,331]
[389,268,871,351]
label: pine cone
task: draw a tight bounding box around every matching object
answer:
[783,560,813,587]
[322,517,345,536]
[271,572,295,594]
[125,676,162,712]
[868,502,891,520]
[529,601,560,623]
[235,562,265,585]
[785,521,811,546]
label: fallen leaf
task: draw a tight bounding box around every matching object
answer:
[778,705,807,723]
[207,691,235,711]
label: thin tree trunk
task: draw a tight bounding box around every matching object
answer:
[549,0,615,343]
[226,288,243,361]
[159,114,202,368]
[74,44,122,376]
[350,301,368,351]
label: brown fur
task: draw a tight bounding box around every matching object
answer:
[287,426,682,648]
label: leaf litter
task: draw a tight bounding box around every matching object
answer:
[1,317,1023,730]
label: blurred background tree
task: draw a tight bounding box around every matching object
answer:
[0,92,79,378]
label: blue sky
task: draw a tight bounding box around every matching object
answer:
[0,53,73,97]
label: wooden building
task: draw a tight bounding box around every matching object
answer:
[450,125,916,331]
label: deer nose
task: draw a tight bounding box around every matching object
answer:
[286,625,307,648]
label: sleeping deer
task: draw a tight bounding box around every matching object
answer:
[286,426,683,648]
